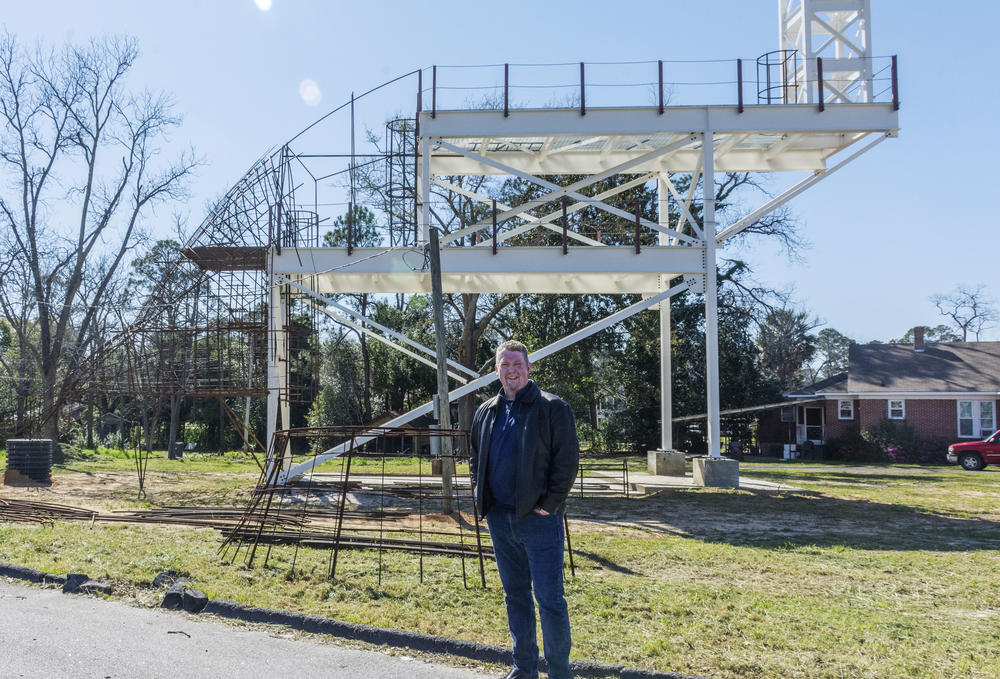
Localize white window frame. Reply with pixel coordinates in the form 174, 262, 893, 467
888, 399, 905, 420
837, 399, 854, 420
957, 400, 996, 439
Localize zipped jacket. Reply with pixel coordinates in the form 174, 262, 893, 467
470, 380, 579, 518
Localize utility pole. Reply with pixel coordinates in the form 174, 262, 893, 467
428, 227, 454, 513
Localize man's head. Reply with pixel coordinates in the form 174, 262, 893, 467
495, 340, 531, 399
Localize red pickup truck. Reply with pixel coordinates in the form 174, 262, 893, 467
947, 430, 1000, 471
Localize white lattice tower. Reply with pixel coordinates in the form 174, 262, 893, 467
780, 0, 873, 104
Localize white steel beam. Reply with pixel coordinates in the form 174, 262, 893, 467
302, 297, 470, 383
702, 131, 721, 458
277, 275, 478, 380
657, 174, 673, 451
438, 173, 654, 246
272, 246, 706, 294
278, 282, 688, 483
420, 105, 897, 139
434, 137, 699, 244
432, 178, 602, 247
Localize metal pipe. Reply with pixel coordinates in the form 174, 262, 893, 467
347, 202, 353, 256
658, 60, 664, 114
891, 55, 899, 110
492, 199, 497, 255
432, 65, 436, 118
817, 57, 825, 112
579, 62, 586, 116
504, 63, 509, 117
737, 59, 744, 113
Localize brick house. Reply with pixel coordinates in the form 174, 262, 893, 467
756, 330, 1000, 453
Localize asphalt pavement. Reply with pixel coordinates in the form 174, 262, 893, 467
0, 579, 490, 679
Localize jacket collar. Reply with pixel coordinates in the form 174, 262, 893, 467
494, 380, 539, 407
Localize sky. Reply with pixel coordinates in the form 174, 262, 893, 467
3, 0, 998, 342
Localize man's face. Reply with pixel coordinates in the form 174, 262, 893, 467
496, 349, 530, 398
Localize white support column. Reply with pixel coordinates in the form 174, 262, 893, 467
702, 132, 721, 458
657, 173, 673, 451
265, 275, 291, 479
419, 136, 431, 244
265, 275, 280, 476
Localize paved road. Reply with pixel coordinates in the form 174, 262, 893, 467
0, 579, 490, 679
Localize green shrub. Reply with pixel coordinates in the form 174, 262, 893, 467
829, 420, 949, 465
826, 428, 885, 462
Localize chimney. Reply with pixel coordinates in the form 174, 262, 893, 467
913, 326, 925, 352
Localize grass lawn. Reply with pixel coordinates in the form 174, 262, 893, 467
2, 453, 999, 678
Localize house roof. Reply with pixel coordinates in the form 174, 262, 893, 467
846, 342, 1000, 393
788, 372, 847, 396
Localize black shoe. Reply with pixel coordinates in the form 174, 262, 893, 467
500, 669, 538, 679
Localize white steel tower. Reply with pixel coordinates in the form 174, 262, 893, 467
780, 0, 874, 104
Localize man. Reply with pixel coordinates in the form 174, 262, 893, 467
470, 340, 579, 679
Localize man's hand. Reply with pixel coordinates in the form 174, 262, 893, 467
533, 507, 549, 516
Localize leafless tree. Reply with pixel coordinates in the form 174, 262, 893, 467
931, 284, 997, 341
0, 32, 198, 451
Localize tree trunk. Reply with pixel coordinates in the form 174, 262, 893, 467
41, 368, 61, 463
86, 386, 95, 449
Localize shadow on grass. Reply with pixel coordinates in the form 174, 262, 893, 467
568, 486, 1000, 552
572, 549, 642, 576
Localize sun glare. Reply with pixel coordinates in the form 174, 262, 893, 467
299, 79, 322, 107
255, 0, 272, 11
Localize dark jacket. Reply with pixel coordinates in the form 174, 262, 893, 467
470, 380, 579, 518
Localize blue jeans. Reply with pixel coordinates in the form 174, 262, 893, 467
486, 506, 572, 679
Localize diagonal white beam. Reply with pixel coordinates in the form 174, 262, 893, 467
764, 133, 804, 160
715, 132, 748, 160
432, 178, 602, 246
549, 136, 606, 155
304, 297, 471, 383
278, 275, 479, 380
439, 173, 656, 247
661, 174, 704, 239
813, 15, 865, 57
435, 137, 699, 245
481, 173, 655, 246
278, 281, 688, 483
716, 132, 889, 243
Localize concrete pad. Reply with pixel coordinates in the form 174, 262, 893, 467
647, 449, 685, 476
692, 457, 739, 488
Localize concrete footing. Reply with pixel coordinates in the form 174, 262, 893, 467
692, 456, 739, 488
647, 449, 685, 476
430, 458, 455, 476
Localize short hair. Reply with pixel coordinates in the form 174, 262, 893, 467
495, 340, 530, 365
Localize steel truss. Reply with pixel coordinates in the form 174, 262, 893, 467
68, 45, 897, 487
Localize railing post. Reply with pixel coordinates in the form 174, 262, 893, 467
737, 59, 744, 113
492, 199, 498, 255
817, 57, 825, 112
579, 62, 586, 116
562, 197, 569, 255
432, 65, 437, 119
658, 60, 664, 114
634, 198, 641, 254
891, 55, 899, 111
504, 63, 509, 117
417, 68, 422, 114
347, 202, 354, 256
